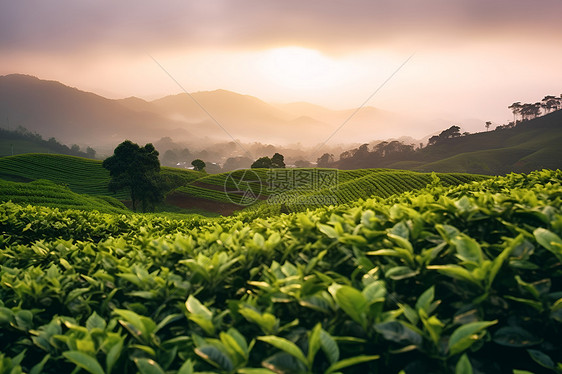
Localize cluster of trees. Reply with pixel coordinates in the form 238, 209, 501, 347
317, 140, 416, 169
103, 141, 251, 212
251, 153, 285, 168
223, 156, 253, 171
161, 148, 192, 167
157, 142, 245, 173
0, 126, 96, 158
428, 125, 462, 146
508, 95, 562, 123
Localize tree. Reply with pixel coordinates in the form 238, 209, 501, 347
428, 135, 440, 146
162, 150, 179, 167
373, 141, 389, 157
355, 144, 370, 158
223, 156, 253, 171
541, 95, 559, 114
70, 144, 80, 154
251, 156, 272, 168
102, 140, 162, 212
508, 102, 522, 123
86, 146, 96, 159
428, 125, 461, 146
339, 150, 356, 160
520, 103, 541, 121
271, 153, 285, 168
485, 121, 492, 131
294, 160, 312, 168
205, 162, 222, 173
191, 159, 206, 171
316, 153, 334, 167
441, 125, 461, 138
179, 148, 191, 161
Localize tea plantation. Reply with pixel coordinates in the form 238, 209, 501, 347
0, 170, 561, 373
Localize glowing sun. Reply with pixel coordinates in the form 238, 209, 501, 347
258, 46, 348, 91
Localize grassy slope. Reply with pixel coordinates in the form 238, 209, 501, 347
0, 179, 128, 213
0, 154, 488, 215
0, 153, 203, 199
404, 110, 562, 174
0, 154, 126, 197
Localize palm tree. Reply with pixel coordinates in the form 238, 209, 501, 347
485, 121, 492, 131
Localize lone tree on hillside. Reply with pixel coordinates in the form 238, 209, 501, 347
102, 140, 162, 212
191, 159, 206, 171
485, 121, 492, 131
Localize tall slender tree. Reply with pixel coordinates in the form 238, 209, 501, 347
508, 102, 522, 123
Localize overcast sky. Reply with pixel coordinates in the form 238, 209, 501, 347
2, 0, 561, 133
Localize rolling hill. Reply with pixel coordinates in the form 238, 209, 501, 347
0, 153, 487, 216
0, 154, 203, 200
0, 74, 194, 146
335, 109, 562, 175
168, 168, 488, 215
411, 110, 562, 174
0, 179, 128, 213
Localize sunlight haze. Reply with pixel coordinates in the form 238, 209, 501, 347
1, 0, 562, 138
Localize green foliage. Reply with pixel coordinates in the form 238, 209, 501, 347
0, 126, 95, 159
0, 153, 130, 199
251, 157, 272, 169
103, 140, 162, 212
0, 179, 128, 213
270, 153, 285, 168
0, 153, 202, 203
171, 167, 486, 214
191, 159, 206, 172
0, 169, 561, 373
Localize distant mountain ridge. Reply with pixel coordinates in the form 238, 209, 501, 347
0, 74, 193, 145
0, 74, 412, 147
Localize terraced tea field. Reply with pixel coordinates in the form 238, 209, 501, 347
0, 154, 489, 215
0, 153, 203, 203
172, 168, 488, 214
0, 178, 128, 213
